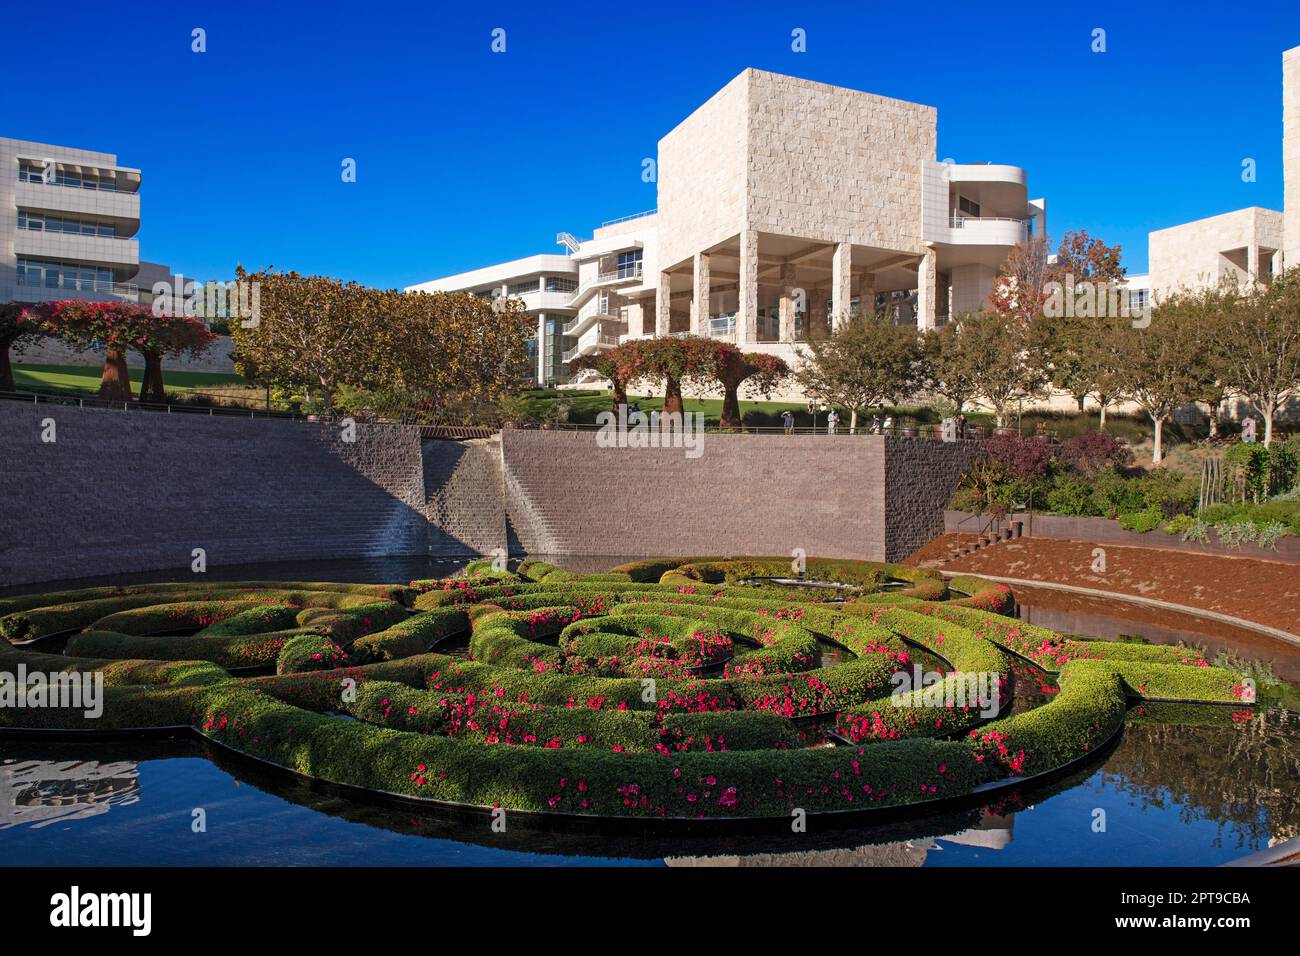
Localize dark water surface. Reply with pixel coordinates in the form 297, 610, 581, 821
3, 556, 1298, 866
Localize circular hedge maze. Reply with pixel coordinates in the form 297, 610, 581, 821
0, 558, 1253, 822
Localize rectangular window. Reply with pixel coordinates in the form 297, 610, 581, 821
508, 280, 537, 297
545, 276, 577, 293
616, 250, 643, 279
958, 195, 981, 218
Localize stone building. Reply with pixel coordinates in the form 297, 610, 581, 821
408, 69, 1045, 386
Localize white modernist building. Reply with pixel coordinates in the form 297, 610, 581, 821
409, 69, 1045, 386
1, 137, 155, 307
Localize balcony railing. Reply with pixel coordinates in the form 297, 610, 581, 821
600, 209, 656, 228
598, 262, 643, 283
949, 216, 1028, 228
18, 224, 134, 240
18, 171, 133, 194
16, 276, 140, 300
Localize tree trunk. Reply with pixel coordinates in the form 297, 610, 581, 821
849, 408, 858, 434
0, 345, 13, 393
98, 346, 133, 402
1098, 400, 1108, 431
611, 378, 627, 414
663, 377, 684, 416
719, 377, 742, 429
1263, 407, 1274, 448
1151, 415, 1164, 465
140, 350, 166, 404
1076, 394, 1087, 413
1207, 407, 1220, 440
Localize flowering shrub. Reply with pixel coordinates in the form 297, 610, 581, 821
0, 560, 1249, 820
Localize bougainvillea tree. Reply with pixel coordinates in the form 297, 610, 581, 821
569, 351, 629, 413
0, 303, 40, 393
613, 335, 716, 415
132, 312, 217, 403
708, 345, 790, 429
34, 300, 154, 401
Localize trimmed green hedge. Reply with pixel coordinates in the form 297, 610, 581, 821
0, 559, 1252, 821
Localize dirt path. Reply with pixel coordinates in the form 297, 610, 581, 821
908, 534, 1300, 637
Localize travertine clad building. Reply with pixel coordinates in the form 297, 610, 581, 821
409, 69, 1046, 385
1129, 44, 1300, 302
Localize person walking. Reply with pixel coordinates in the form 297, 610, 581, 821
826, 409, 839, 435
781, 409, 795, 435
882, 414, 894, 433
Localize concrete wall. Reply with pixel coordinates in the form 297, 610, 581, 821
0, 404, 978, 586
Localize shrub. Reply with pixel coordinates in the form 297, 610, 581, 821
1058, 431, 1132, 477
277, 633, 350, 675
2, 561, 1251, 820
1118, 508, 1163, 533
1046, 474, 1094, 516
982, 433, 1055, 482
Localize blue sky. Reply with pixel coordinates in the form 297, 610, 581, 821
5, 1, 1298, 285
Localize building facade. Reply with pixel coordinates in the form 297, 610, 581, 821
1, 137, 152, 307
409, 69, 1045, 386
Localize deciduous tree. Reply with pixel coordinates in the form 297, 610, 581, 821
795, 314, 922, 432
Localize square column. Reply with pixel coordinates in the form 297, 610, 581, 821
778, 261, 797, 342
916, 247, 938, 331
656, 270, 672, 336
738, 229, 758, 345
536, 314, 546, 385
1248, 243, 1260, 285
831, 241, 852, 330
856, 271, 876, 317
691, 252, 711, 336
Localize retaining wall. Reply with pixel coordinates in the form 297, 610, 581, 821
1, 403, 977, 586
943, 509, 1300, 564
15, 335, 238, 376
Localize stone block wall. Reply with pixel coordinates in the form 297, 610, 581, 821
0, 402, 426, 587
1, 406, 979, 586
745, 70, 934, 252
15, 335, 238, 375
502, 429, 890, 560
883, 436, 982, 561
422, 437, 507, 555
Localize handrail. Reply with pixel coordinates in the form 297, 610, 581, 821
949, 216, 1028, 228
600, 209, 656, 227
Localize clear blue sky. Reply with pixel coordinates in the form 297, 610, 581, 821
5, 0, 1297, 285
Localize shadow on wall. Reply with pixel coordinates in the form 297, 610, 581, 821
0, 403, 447, 587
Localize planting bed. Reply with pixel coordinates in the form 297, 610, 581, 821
0, 557, 1250, 822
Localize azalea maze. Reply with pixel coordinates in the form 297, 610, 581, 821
0, 558, 1254, 821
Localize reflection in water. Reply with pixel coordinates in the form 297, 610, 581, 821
2, 703, 1296, 865
0, 758, 140, 830
3, 556, 1300, 865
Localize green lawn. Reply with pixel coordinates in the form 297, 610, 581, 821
13, 362, 245, 397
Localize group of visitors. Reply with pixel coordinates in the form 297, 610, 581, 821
776, 408, 907, 436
